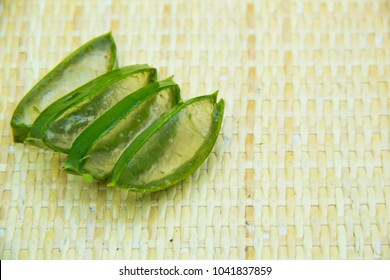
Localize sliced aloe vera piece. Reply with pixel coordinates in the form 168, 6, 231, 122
63, 77, 181, 180
108, 92, 224, 192
11, 32, 117, 142
25, 65, 157, 153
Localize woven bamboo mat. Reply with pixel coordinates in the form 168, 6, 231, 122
0, 0, 389, 260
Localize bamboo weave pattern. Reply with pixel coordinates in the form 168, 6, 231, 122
0, 0, 389, 259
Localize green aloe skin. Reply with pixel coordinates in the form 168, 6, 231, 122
25, 65, 157, 153
11, 32, 118, 142
109, 92, 225, 192
63, 77, 181, 180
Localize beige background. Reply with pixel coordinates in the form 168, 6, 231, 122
0, 0, 389, 259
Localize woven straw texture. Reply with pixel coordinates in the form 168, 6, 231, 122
0, 0, 389, 260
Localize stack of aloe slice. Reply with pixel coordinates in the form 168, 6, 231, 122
10, 33, 224, 192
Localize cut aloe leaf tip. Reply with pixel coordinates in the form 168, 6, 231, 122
11, 32, 117, 142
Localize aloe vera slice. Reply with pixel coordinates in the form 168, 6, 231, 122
11, 32, 117, 142
63, 77, 181, 180
108, 92, 225, 192
25, 65, 157, 153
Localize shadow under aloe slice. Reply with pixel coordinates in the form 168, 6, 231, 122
25, 65, 157, 153
11, 32, 118, 142
63, 77, 181, 180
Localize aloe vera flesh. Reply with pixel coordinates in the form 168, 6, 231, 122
64, 78, 180, 179
26, 66, 156, 153
110, 93, 224, 192
11, 33, 117, 142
